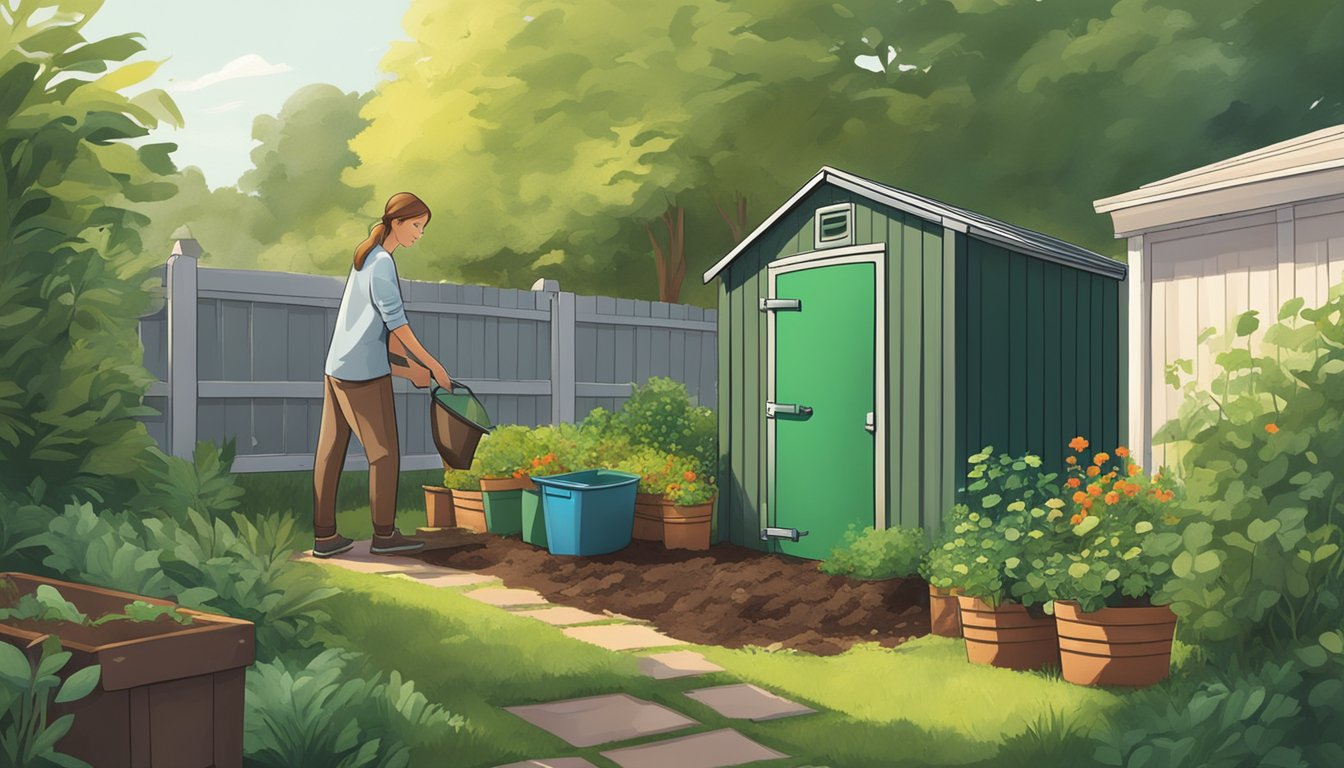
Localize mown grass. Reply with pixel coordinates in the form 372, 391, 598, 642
303, 563, 1136, 768
235, 468, 443, 542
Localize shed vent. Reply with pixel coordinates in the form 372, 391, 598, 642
814, 203, 855, 249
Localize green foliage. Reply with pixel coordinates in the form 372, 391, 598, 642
471, 425, 538, 480
615, 379, 717, 481
243, 649, 463, 768
130, 439, 245, 521
820, 525, 927, 580
25, 502, 335, 661
523, 424, 580, 478
1089, 660, 1342, 768
440, 465, 483, 492
91, 601, 194, 627
1, 0, 182, 505
924, 450, 1064, 606
0, 584, 87, 626
0, 636, 100, 768
1155, 297, 1344, 659
1032, 445, 1184, 612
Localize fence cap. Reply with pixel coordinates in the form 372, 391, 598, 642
531, 278, 560, 293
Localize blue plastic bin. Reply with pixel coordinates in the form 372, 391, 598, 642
532, 470, 640, 556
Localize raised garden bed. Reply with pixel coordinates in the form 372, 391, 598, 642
416, 537, 930, 655
0, 573, 255, 768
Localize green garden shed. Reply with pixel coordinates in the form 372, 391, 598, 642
702, 167, 1128, 560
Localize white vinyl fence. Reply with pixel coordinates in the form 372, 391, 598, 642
137, 237, 717, 473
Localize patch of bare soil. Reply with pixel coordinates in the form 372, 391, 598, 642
416, 536, 930, 656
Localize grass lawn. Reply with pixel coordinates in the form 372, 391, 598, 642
249, 470, 1147, 767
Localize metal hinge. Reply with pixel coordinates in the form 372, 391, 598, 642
759, 298, 802, 312
761, 527, 809, 542
766, 402, 812, 418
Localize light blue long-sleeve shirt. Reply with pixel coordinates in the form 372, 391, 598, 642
324, 244, 409, 381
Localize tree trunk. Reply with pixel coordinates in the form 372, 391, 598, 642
646, 203, 686, 303
716, 193, 748, 243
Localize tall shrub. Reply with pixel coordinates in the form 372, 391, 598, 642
0, 0, 182, 505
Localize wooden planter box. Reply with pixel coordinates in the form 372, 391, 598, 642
0, 572, 255, 768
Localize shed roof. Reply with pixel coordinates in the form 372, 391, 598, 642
1093, 123, 1344, 236
702, 166, 1125, 284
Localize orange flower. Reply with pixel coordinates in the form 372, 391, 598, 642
1116, 446, 1130, 458
1066, 477, 1081, 488
1088, 484, 1103, 497
1082, 499, 1094, 511
1070, 514, 1083, 525
1069, 436, 1090, 452
1105, 491, 1121, 505
1125, 484, 1140, 497
1072, 491, 1088, 504
1265, 423, 1279, 434
1066, 456, 1078, 466
684, 471, 697, 482
1094, 452, 1110, 466
1128, 464, 1142, 476
1087, 465, 1100, 477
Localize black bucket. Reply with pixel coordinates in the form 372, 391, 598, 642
429, 382, 493, 469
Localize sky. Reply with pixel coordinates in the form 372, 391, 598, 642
82, 0, 412, 188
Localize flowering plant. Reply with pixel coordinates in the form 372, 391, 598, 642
525, 424, 580, 478
473, 425, 539, 480
618, 448, 714, 505
1037, 438, 1183, 613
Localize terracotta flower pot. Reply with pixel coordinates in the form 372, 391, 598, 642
450, 489, 486, 533
929, 585, 962, 638
957, 595, 1059, 670
1054, 600, 1178, 687
634, 493, 671, 542
664, 499, 713, 551
422, 485, 456, 529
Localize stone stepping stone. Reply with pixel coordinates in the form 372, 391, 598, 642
465, 587, 550, 608
637, 651, 725, 680
387, 571, 499, 588
505, 693, 696, 748
600, 728, 789, 768
493, 760, 599, 768
562, 625, 684, 652
684, 684, 817, 722
516, 606, 609, 626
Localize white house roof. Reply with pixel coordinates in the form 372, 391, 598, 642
703, 166, 1125, 284
1094, 123, 1344, 237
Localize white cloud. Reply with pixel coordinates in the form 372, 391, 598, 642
170, 54, 292, 93
202, 100, 244, 114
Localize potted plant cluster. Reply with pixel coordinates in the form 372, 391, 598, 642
1037, 440, 1182, 687
520, 425, 580, 547
927, 439, 1185, 687
626, 448, 716, 549
925, 448, 1066, 670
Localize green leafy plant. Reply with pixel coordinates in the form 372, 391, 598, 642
243, 649, 463, 768
0, 585, 87, 626
471, 425, 538, 480
821, 525, 927, 580
91, 601, 194, 627
922, 449, 1064, 606
441, 464, 483, 491
1032, 440, 1183, 613
616, 378, 716, 482
1154, 298, 1344, 660
131, 440, 245, 521
524, 424, 580, 478
0, 636, 102, 768
0, 0, 184, 507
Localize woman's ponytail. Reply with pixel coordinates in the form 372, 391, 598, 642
354, 220, 388, 270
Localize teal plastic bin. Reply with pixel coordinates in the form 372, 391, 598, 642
532, 470, 639, 556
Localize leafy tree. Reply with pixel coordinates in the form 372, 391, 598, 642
1, 0, 182, 504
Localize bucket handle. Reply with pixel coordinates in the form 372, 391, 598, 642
431, 380, 477, 398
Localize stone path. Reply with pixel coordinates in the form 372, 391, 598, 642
296, 531, 820, 767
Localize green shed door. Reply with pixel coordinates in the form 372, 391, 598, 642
769, 256, 882, 560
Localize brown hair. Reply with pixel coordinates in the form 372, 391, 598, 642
354, 192, 432, 269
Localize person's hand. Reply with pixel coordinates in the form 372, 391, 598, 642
431, 364, 453, 390
405, 363, 432, 389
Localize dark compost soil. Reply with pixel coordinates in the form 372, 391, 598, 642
416, 536, 931, 656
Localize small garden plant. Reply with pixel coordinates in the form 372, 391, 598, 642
0, 581, 195, 627
0, 637, 102, 768
821, 525, 927, 580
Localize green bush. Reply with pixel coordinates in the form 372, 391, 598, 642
820, 525, 927, 580
1155, 299, 1344, 660
616, 378, 716, 481
0, 637, 102, 768
0, 0, 183, 506
25, 502, 336, 661
131, 439, 245, 521
243, 649, 463, 768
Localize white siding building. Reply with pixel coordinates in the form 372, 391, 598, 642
1095, 124, 1344, 472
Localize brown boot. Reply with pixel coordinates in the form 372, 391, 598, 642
370, 529, 426, 555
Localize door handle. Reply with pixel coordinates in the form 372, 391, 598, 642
865, 411, 875, 433
766, 402, 813, 418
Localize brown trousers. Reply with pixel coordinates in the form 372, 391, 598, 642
313, 374, 400, 538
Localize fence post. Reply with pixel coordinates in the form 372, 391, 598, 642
534, 278, 576, 424
167, 229, 200, 459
